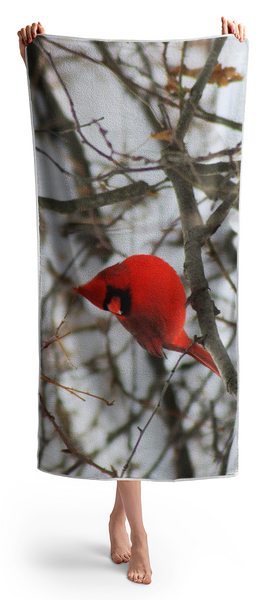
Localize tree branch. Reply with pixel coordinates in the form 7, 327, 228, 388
165, 152, 237, 397
39, 180, 150, 213
120, 339, 198, 477
162, 155, 237, 397
39, 395, 117, 477
204, 190, 238, 238
160, 37, 238, 399
175, 37, 226, 146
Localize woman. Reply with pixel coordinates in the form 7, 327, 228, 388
17, 17, 246, 585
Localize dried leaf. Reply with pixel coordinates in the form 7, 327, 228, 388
151, 129, 173, 141
167, 62, 244, 89
207, 63, 244, 87
165, 78, 179, 94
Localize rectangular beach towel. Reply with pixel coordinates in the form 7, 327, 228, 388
26, 34, 248, 480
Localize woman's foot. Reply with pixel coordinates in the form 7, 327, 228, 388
127, 532, 152, 584
109, 515, 131, 564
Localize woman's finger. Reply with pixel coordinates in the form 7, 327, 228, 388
26, 24, 32, 43
37, 22, 46, 34
221, 17, 228, 35
226, 20, 235, 34
233, 20, 239, 39
238, 23, 246, 41
31, 22, 38, 39
221, 18, 246, 42
19, 27, 27, 45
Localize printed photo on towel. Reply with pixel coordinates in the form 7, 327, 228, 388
26, 35, 248, 480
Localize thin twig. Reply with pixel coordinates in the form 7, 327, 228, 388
41, 296, 77, 368
41, 373, 114, 405
39, 394, 117, 477
206, 239, 237, 294
120, 339, 198, 477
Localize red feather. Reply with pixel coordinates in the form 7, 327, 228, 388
73, 255, 220, 376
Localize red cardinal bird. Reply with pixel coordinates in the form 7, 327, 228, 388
73, 254, 219, 376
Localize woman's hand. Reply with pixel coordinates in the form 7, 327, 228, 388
221, 17, 246, 42
17, 22, 46, 65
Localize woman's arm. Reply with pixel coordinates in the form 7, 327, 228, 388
17, 21, 46, 65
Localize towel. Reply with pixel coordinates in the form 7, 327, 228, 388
26, 34, 248, 480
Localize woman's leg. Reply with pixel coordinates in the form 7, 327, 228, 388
113, 481, 152, 584
109, 483, 131, 564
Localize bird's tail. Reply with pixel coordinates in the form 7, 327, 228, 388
164, 332, 220, 377
186, 342, 220, 376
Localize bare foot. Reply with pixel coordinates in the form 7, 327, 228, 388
127, 532, 152, 584
109, 516, 131, 564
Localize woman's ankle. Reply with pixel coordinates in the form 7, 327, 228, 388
130, 527, 147, 543
109, 510, 126, 525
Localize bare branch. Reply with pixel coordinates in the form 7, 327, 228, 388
39, 395, 117, 477
38, 180, 150, 213
163, 150, 237, 397
120, 339, 198, 477
41, 373, 114, 405
206, 239, 237, 294
204, 191, 238, 238
174, 37, 226, 146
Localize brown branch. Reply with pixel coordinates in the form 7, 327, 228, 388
204, 191, 238, 238
162, 156, 237, 397
28, 37, 113, 269
35, 117, 105, 136
195, 142, 242, 163
120, 339, 198, 478
185, 233, 237, 396
206, 239, 237, 294
41, 297, 77, 368
174, 37, 226, 146
194, 106, 243, 131
160, 39, 238, 399
39, 394, 117, 477
38, 180, 150, 214
41, 373, 114, 405
94, 41, 163, 130
42, 47, 117, 164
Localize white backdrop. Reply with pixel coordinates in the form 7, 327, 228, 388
1, 1, 272, 598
